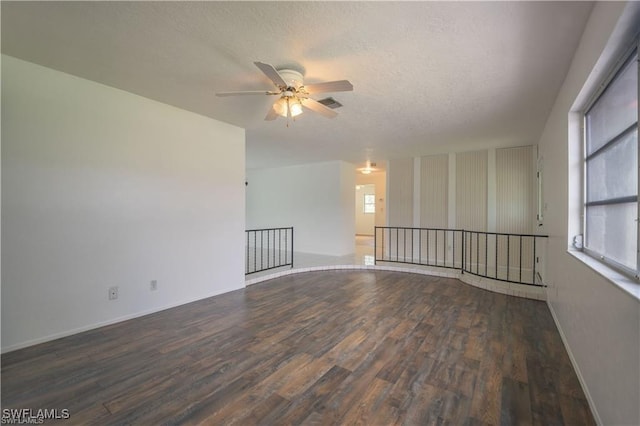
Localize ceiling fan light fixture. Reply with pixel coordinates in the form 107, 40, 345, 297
273, 98, 287, 116
289, 99, 303, 117
359, 160, 377, 174
274, 97, 303, 118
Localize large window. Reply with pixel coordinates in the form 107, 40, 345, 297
584, 45, 638, 277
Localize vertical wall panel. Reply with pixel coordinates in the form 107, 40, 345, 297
496, 146, 536, 275
496, 146, 535, 234
387, 158, 414, 226
420, 154, 448, 227
456, 150, 488, 231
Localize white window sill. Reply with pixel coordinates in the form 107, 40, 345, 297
567, 249, 640, 301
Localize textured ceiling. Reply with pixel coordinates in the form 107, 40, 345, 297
1, 1, 593, 170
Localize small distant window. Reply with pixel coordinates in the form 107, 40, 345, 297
364, 194, 375, 214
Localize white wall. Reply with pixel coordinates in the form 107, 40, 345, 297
338, 161, 356, 249
537, 2, 640, 424
246, 161, 355, 256
1, 56, 246, 352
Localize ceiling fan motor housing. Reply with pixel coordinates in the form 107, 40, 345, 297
277, 69, 304, 89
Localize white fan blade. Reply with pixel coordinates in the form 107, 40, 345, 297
301, 98, 338, 119
216, 90, 279, 97
265, 105, 279, 121
254, 62, 286, 87
303, 80, 353, 94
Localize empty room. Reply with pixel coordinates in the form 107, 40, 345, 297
2, 1, 639, 425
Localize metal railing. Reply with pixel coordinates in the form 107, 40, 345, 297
245, 227, 294, 275
375, 226, 548, 286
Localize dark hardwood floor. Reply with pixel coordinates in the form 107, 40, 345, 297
2, 271, 594, 425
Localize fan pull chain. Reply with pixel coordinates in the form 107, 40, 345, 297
286, 97, 291, 128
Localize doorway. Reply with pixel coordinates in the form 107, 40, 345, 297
354, 170, 386, 264
355, 184, 376, 236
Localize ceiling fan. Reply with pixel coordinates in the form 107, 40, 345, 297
216, 62, 353, 121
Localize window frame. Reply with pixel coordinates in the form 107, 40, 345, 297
582, 40, 639, 279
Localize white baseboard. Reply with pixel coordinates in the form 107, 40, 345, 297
546, 300, 602, 425
246, 263, 545, 300
1, 286, 241, 354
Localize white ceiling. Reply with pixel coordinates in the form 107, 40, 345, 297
1, 1, 593, 170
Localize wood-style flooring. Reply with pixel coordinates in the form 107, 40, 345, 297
2, 271, 594, 425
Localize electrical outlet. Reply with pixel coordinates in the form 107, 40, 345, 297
150, 280, 157, 291
108, 286, 118, 300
